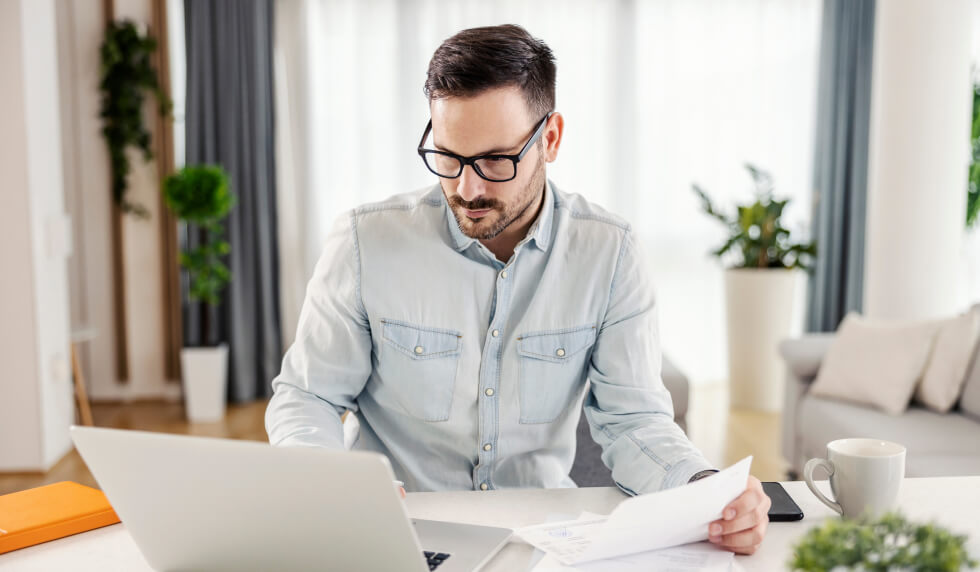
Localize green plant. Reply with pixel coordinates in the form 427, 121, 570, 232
967, 83, 980, 228
790, 512, 977, 571
692, 163, 816, 270
99, 20, 172, 218
163, 165, 235, 311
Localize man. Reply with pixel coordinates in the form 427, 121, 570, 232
266, 24, 770, 554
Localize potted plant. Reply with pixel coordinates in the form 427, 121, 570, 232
790, 512, 975, 571
692, 164, 816, 411
162, 165, 235, 422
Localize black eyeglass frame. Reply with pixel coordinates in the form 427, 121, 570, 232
417, 112, 554, 183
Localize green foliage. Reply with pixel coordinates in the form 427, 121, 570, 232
790, 512, 977, 571
692, 164, 816, 270
163, 166, 235, 307
968, 83, 980, 228
99, 20, 172, 218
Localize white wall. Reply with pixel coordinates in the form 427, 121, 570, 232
57, 0, 181, 402
0, 0, 74, 471
864, 0, 973, 320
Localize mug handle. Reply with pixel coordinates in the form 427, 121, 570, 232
804, 458, 843, 515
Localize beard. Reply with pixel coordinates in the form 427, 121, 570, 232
445, 150, 546, 241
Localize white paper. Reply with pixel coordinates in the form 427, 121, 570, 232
531, 542, 734, 571
518, 456, 752, 565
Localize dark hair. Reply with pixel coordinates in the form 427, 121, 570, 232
424, 24, 556, 118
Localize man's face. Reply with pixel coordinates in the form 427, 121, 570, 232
429, 87, 548, 240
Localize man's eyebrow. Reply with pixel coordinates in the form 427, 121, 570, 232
433, 140, 519, 156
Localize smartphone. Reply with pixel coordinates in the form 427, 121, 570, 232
762, 481, 804, 522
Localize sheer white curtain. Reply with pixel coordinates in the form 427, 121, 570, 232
275, 0, 822, 385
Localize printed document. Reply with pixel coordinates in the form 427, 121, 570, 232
517, 456, 752, 566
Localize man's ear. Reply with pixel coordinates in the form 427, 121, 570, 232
542, 112, 564, 163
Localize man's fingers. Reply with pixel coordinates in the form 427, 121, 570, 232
713, 484, 771, 535
722, 477, 767, 520
723, 490, 762, 521
710, 501, 766, 536
712, 519, 768, 549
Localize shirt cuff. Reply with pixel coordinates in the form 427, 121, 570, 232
660, 456, 716, 490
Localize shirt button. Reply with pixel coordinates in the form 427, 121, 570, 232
491, 329, 499, 337
483, 443, 492, 451
484, 388, 494, 397
480, 483, 489, 491
500, 270, 508, 279
414, 346, 424, 354
556, 348, 566, 357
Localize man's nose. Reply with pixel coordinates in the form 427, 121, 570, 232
456, 164, 486, 203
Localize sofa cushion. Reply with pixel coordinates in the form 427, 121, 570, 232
798, 395, 980, 477
810, 313, 940, 415
915, 310, 980, 413
662, 355, 688, 420
958, 305, 980, 421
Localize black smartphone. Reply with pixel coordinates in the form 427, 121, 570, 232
762, 481, 804, 522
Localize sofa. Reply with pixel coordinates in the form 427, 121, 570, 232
779, 333, 980, 479
571, 355, 690, 487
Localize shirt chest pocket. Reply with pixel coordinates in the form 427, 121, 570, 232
516, 324, 597, 424
380, 319, 462, 422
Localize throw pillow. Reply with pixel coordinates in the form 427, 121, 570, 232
810, 313, 940, 415
956, 305, 980, 420
914, 309, 980, 413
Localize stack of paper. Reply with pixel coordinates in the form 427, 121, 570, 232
517, 456, 752, 567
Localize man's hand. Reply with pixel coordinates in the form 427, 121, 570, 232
708, 476, 771, 555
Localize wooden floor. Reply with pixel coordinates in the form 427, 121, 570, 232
687, 382, 790, 483
0, 400, 269, 496
0, 383, 788, 496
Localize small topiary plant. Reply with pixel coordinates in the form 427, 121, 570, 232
162, 165, 235, 346
790, 512, 977, 571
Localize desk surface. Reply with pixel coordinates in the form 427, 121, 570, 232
3, 477, 978, 571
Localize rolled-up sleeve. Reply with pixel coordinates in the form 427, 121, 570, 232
584, 229, 713, 493
265, 212, 373, 449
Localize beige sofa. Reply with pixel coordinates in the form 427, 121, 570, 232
779, 333, 980, 479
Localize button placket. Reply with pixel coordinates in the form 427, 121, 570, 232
475, 263, 516, 491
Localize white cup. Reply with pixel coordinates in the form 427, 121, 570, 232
803, 438, 906, 519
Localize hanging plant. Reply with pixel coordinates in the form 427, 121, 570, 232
99, 19, 171, 218
967, 82, 980, 228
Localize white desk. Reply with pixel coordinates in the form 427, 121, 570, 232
3, 477, 978, 571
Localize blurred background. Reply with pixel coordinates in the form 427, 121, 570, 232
3, 0, 980, 492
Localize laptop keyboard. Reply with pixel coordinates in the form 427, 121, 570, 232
423, 551, 451, 570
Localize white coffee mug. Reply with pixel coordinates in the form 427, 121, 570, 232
803, 438, 905, 519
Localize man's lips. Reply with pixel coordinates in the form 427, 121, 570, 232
462, 207, 492, 219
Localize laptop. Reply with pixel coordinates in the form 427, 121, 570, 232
70, 426, 512, 571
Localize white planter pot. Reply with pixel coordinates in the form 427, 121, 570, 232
725, 268, 802, 412
181, 345, 229, 422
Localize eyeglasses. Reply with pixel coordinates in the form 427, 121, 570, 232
417, 112, 554, 183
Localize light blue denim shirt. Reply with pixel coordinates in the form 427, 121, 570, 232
265, 181, 713, 494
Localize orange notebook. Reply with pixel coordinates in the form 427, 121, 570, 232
0, 481, 120, 554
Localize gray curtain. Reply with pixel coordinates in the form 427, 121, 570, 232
184, 0, 281, 401
806, 0, 876, 332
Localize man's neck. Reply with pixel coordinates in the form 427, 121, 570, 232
480, 186, 545, 263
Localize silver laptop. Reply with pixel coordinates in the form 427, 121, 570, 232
70, 426, 511, 571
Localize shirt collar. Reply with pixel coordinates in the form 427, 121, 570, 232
443, 180, 555, 253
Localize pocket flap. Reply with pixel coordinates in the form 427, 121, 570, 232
382, 319, 462, 359
517, 325, 597, 362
